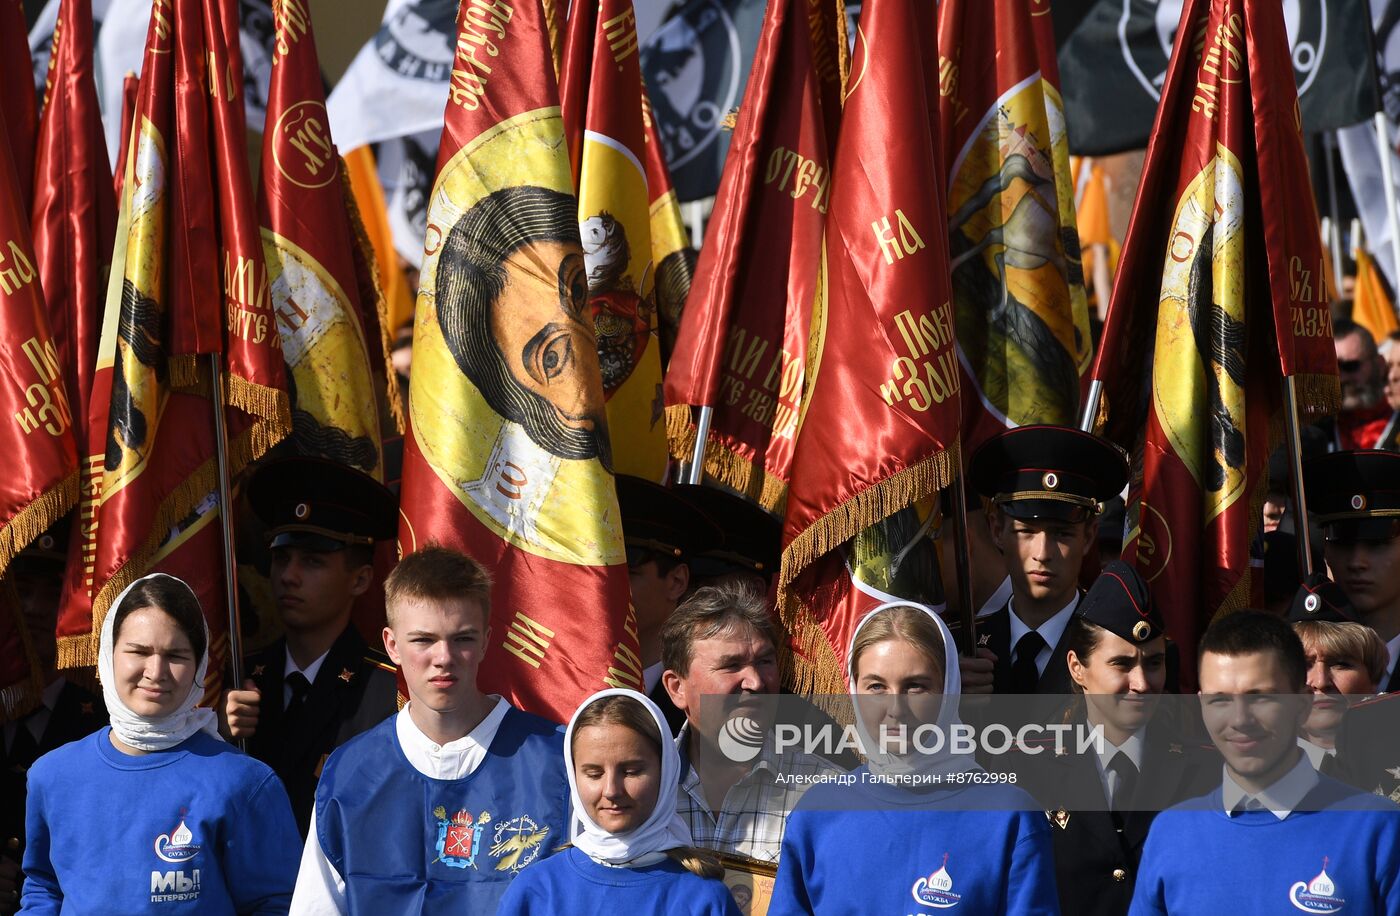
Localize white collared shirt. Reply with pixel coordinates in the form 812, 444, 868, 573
283, 646, 331, 709
290, 697, 511, 915
1091, 727, 1147, 804
1221, 750, 1319, 820
1297, 737, 1337, 771
1008, 593, 1080, 676
1383, 633, 1400, 688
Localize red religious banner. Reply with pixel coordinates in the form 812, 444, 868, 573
0, 105, 79, 577
55, 0, 290, 677
778, 0, 959, 693
398, 0, 640, 722
663, 0, 845, 511
258, 0, 387, 479
0, 0, 38, 209
937, 0, 1092, 454
1088, 0, 1338, 688
31, 0, 118, 469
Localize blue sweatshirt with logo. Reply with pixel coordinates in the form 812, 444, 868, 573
1129, 776, 1400, 916
769, 770, 1059, 915
497, 846, 741, 915
21, 727, 299, 914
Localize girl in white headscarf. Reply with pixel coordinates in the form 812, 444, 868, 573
498, 688, 740, 915
769, 601, 1059, 915
20, 573, 301, 914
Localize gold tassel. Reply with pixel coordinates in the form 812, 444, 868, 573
339, 157, 407, 435
168, 354, 201, 391
0, 471, 78, 574
779, 445, 958, 593
665, 405, 789, 512
776, 590, 854, 722
85, 462, 220, 644
834, 0, 851, 99
57, 633, 99, 669
1293, 372, 1341, 419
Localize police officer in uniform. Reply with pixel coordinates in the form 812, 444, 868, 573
1305, 451, 1400, 797
223, 457, 400, 835
616, 475, 721, 734
1007, 562, 1218, 916
1, 527, 105, 914
673, 484, 781, 593
967, 425, 1130, 694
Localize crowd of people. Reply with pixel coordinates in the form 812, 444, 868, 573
3, 364, 1399, 913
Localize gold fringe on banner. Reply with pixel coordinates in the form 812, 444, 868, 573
834, 0, 851, 97
0, 471, 78, 577
778, 443, 958, 594
169, 353, 200, 391
339, 158, 406, 435
79, 459, 221, 664
666, 405, 788, 512
777, 590, 853, 722
1292, 372, 1341, 420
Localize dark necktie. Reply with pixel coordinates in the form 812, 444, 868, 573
1319, 752, 1339, 778
286, 671, 312, 711
1011, 631, 1046, 694
1108, 752, 1139, 830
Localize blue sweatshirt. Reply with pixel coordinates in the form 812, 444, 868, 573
316, 707, 571, 914
21, 727, 300, 915
497, 846, 741, 915
769, 771, 1060, 915
1129, 776, 1400, 916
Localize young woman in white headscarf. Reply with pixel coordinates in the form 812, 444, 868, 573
20, 573, 301, 914
769, 601, 1059, 915
497, 688, 740, 915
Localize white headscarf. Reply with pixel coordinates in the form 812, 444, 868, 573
846, 600, 979, 779
100, 573, 221, 751
564, 688, 692, 865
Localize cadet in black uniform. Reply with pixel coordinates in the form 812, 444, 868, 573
1, 528, 105, 915
672, 484, 780, 594
1307, 451, 1400, 797
967, 425, 1130, 694
222, 457, 400, 835
615, 476, 721, 735
1008, 561, 1217, 916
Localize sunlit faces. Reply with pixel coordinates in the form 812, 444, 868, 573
991, 513, 1096, 609
1336, 333, 1383, 411
1384, 342, 1400, 411
572, 722, 662, 835
112, 607, 199, 718
488, 243, 604, 433
1301, 640, 1378, 739
852, 638, 945, 736
1324, 537, 1400, 628
270, 546, 373, 633
1198, 650, 1311, 795
383, 596, 490, 714
664, 627, 779, 733
1068, 632, 1167, 738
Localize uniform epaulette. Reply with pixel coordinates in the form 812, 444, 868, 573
364, 647, 397, 675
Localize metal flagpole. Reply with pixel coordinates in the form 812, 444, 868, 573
1323, 133, 1345, 295
682, 405, 713, 485
1374, 112, 1400, 292
948, 451, 977, 657
1078, 379, 1104, 433
208, 353, 246, 696
1282, 376, 1315, 578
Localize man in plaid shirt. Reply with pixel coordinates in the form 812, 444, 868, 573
659, 582, 846, 862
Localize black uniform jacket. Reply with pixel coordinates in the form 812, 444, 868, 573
244, 625, 399, 835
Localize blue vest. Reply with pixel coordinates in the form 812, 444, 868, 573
317, 708, 570, 914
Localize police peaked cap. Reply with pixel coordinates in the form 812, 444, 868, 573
1075, 560, 1164, 644
1303, 450, 1400, 543
969, 425, 1129, 522
673, 484, 781, 578
1286, 573, 1362, 625
247, 456, 397, 552
615, 475, 722, 562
